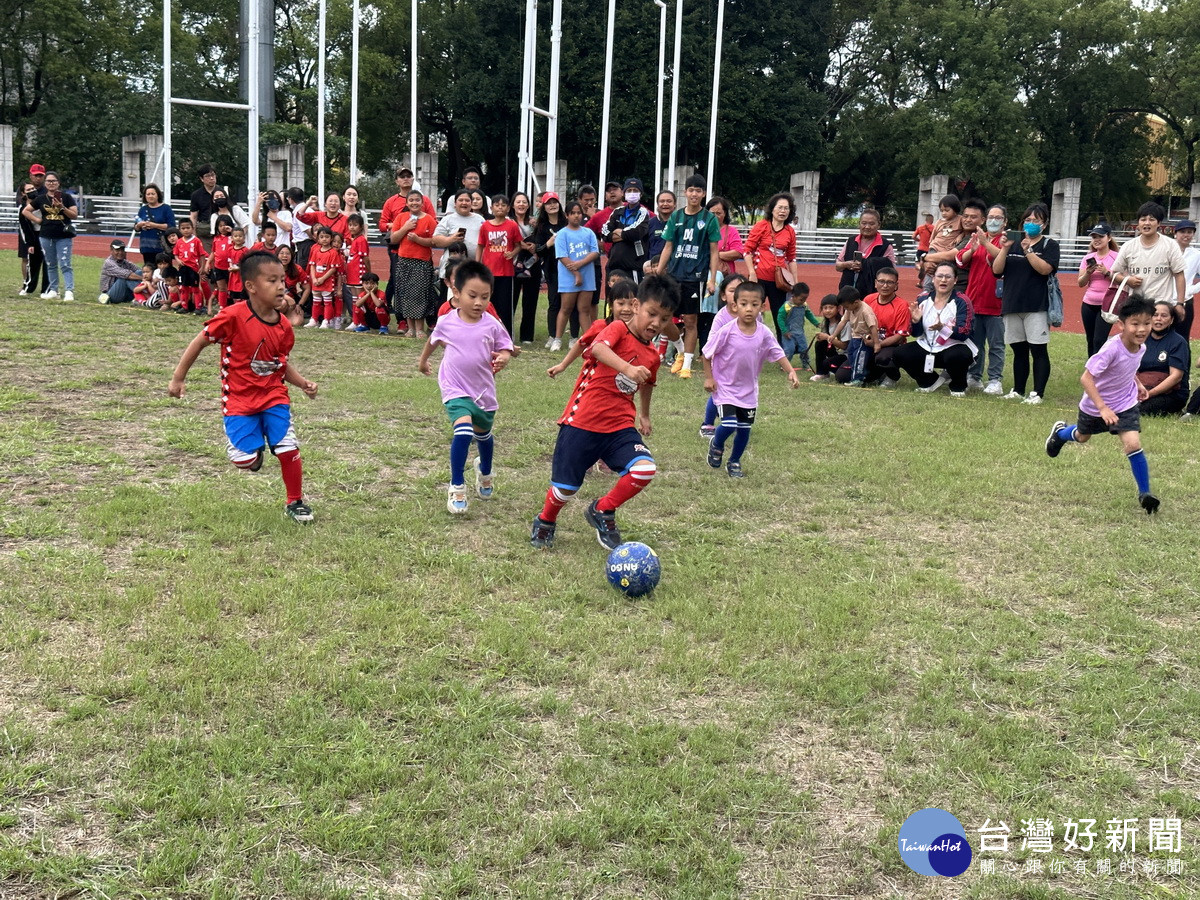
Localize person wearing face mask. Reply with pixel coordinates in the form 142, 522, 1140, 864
957, 202, 1007, 394
209, 189, 252, 242
251, 190, 295, 251
600, 177, 653, 284
992, 202, 1060, 405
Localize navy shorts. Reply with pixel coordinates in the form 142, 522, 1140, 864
551, 424, 653, 491
179, 266, 200, 288
1078, 405, 1140, 436
717, 403, 756, 425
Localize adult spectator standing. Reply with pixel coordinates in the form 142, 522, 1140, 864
893, 263, 977, 396
297, 192, 349, 239
862, 267, 909, 386
432, 190, 486, 277
17, 175, 48, 296
23, 171, 78, 301
581, 183, 616, 308
958, 203, 1007, 393
209, 188, 252, 241
284, 188, 311, 260
702, 195, 745, 347
1173, 219, 1200, 340
1138, 301, 1189, 416
1111, 201, 1184, 325
510, 191, 541, 345
993, 202, 1059, 405
133, 183, 176, 265
1075, 223, 1120, 358
600, 177, 653, 284
647, 189, 676, 270
380, 166, 438, 314
912, 212, 934, 287
532, 192, 568, 347
834, 208, 896, 298
743, 192, 799, 337
342, 185, 369, 230
189, 164, 218, 238
251, 190, 294, 250
444, 165, 483, 213
98, 240, 143, 303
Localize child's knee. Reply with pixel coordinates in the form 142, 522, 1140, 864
1121, 432, 1142, 453
628, 459, 657, 484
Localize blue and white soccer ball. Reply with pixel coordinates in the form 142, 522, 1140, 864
605, 542, 661, 597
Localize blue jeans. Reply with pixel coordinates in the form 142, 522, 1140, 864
781, 331, 811, 367
967, 314, 1005, 382
107, 278, 141, 303
39, 237, 75, 292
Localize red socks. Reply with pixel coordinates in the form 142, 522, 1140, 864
217, 289, 230, 309
597, 461, 656, 513
539, 487, 569, 523
277, 449, 304, 503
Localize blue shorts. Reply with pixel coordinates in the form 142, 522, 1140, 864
223, 404, 294, 455
551, 424, 653, 491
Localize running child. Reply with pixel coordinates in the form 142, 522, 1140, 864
704, 281, 800, 477
547, 279, 638, 378
1045, 295, 1160, 514
698, 273, 745, 438
226, 227, 249, 305
168, 250, 318, 523
173, 219, 208, 313
530, 274, 679, 550
308, 226, 342, 329
417, 260, 514, 515
352, 272, 391, 334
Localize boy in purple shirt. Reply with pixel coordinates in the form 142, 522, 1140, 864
702, 281, 800, 477
418, 260, 514, 513
1046, 295, 1159, 514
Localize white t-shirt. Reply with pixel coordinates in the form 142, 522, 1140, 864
1113, 235, 1184, 304
433, 212, 485, 275
1183, 245, 1200, 300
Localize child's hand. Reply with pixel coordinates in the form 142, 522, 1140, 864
574, 271, 583, 286
504, 248, 519, 260
299, 379, 318, 399
547, 363, 564, 378
418, 358, 433, 376
1100, 404, 1119, 425
703, 377, 716, 393
1137, 382, 1150, 402
636, 413, 651, 435
787, 370, 801, 388
625, 364, 651, 384
491, 350, 512, 373
167, 378, 185, 398
815, 333, 830, 342
783, 331, 791, 339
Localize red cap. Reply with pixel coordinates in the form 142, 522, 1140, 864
30, 164, 46, 176
540, 192, 560, 204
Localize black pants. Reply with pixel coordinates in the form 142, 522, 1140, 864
814, 339, 844, 377
22, 243, 48, 294
697, 311, 716, 351
1142, 393, 1185, 416
492, 276, 515, 336
894, 342, 974, 392
1080, 302, 1114, 359
1174, 300, 1194, 341
762, 280, 787, 340
1008, 341, 1051, 396
870, 345, 902, 382
515, 269, 541, 343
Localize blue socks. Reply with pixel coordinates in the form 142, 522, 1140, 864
703, 397, 717, 427
450, 422, 473, 486
712, 417, 737, 451
475, 430, 494, 476
1056, 424, 1078, 443
729, 425, 752, 464
1127, 449, 1150, 494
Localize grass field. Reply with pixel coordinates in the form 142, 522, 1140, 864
1, 255, 1199, 899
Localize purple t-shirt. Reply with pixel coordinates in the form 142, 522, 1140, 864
1080, 334, 1144, 416
429, 310, 514, 411
703, 320, 785, 409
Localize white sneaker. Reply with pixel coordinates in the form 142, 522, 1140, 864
447, 484, 468, 514
303, 318, 318, 328
17, 289, 29, 296
40, 290, 58, 300
1181, 412, 1194, 422
1023, 392, 1043, 405
550, 338, 562, 352
568, 338, 578, 349
62, 290, 74, 302
916, 374, 947, 393
878, 376, 898, 389
319, 319, 331, 329
809, 373, 828, 382
97, 293, 110, 304
950, 390, 966, 398
474, 459, 494, 499
966, 377, 984, 392
332, 318, 343, 331
1002, 390, 1024, 400
544, 337, 554, 349
983, 380, 1004, 396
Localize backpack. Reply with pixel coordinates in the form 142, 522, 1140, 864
1047, 275, 1064, 327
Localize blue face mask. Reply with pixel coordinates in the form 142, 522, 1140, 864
1023, 222, 1042, 238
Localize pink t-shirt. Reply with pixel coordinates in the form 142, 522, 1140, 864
1078, 248, 1119, 307
703, 320, 785, 409
428, 309, 514, 411
1080, 334, 1144, 416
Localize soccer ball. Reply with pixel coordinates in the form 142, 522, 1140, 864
605, 542, 661, 597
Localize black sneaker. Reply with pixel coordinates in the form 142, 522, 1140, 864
584, 500, 622, 550
707, 438, 723, 468
529, 515, 556, 549
248, 449, 264, 472
285, 499, 314, 523
727, 461, 744, 478
1139, 492, 1160, 515
1045, 420, 1068, 458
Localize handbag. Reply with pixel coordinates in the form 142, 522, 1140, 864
1047, 272, 1064, 327
1100, 275, 1132, 325
774, 259, 795, 291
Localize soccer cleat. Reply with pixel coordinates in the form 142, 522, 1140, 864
303, 318, 319, 328
678, 367, 692, 379
916, 374, 947, 393
447, 485, 468, 514
474, 459, 494, 499
249, 449, 265, 472
549, 337, 562, 352
529, 515, 556, 549
699, 424, 716, 439
584, 500, 622, 550
670, 355, 684, 375
878, 376, 898, 389
285, 499, 314, 523
62, 291, 74, 302
40, 290, 58, 300
98, 293, 111, 304
1002, 390, 1024, 400
1139, 492, 1160, 515
983, 380, 1004, 396
1046, 420, 1068, 458
1023, 392, 1043, 406
727, 460, 744, 478
707, 438, 723, 468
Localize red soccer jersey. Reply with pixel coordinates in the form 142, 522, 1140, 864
576, 318, 607, 351
203, 302, 295, 416
297, 210, 350, 238
558, 320, 660, 433
864, 293, 911, 340
227, 246, 249, 292
345, 235, 370, 284
479, 219, 522, 277
211, 235, 232, 270
284, 266, 309, 299
247, 242, 279, 255
174, 235, 206, 272
358, 288, 386, 309
308, 246, 341, 290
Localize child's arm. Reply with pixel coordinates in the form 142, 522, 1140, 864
167, 331, 210, 397
655, 241, 675, 276
1080, 370, 1117, 424
547, 339, 588, 377
636, 384, 654, 435
804, 307, 821, 327
283, 362, 318, 398
776, 304, 789, 336
417, 338, 443, 375
777, 357, 800, 388
702, 354, 716, 394
491, 349, 512, 373
591, 341, 651, 385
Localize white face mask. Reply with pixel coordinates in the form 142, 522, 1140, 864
986, 218, 1003, 234
625, 191, 640, 205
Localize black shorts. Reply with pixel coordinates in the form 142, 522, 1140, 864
228, 290, 247, 302
716, 403, 757, 425
551, 424, 653, 491
213, 268, 230, 284
1078, 405, 1140, 436
676, 280, 702, 316
179, 266, 201, 288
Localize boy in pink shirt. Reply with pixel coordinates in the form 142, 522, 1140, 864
702, 281, 800, 477
418, 260, 514, 514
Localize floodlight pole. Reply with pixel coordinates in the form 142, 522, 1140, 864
317, 0, 327, 200
653, 0, 666, 197
667, 0, 682, 194
705, 0, 724, 191
350, 0, 360, 182
598, 0, 616, 193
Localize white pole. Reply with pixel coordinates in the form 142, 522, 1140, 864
350, 0, 360, 182
653, 0, 666, 197
598, 0, 616, 193
163, 0, 171, 197
527, 0, 538, 191
517, 0, 535, 196
410, 0, 418, 190
705, 0, 724, 191
668, 0, 682, 193
546, 0, 562, 193
248, 0, 259, 233
317, 0, 326, 200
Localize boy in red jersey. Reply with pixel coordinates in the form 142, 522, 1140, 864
226, 227, 249, 305
308, 227, 343, 329
351, 272, 390, 334
173, 218, 208, 313
530, 274, 679, 550
168, 251, 318, 523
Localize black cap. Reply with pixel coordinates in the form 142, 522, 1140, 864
623, 177, 644, 193
110, 240, 126, 251
1087, 223, 1112, 237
